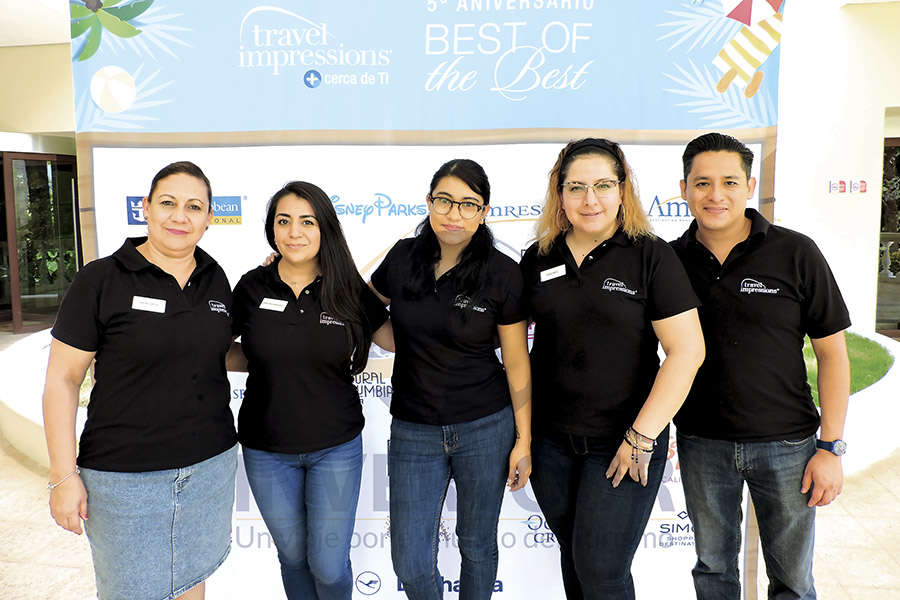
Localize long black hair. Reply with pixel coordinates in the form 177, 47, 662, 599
403, 159, 495, 300
265, 181, 374, 375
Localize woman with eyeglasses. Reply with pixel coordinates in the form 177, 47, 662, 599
519, 139, 705, 599
369, 158, 531, 600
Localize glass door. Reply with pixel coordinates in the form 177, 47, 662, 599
1, 152, 80, 332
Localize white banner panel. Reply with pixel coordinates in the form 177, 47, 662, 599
91, 143, 760, 598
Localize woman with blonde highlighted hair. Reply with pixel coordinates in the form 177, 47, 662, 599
520, 138, 705, 599
534, 138, 652, 255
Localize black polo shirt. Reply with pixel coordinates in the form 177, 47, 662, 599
370, 238, 525, 425
51, 237, 237, 472
671, 209, 851, 442
232, 261, 388, 453
520, 229, 698, 438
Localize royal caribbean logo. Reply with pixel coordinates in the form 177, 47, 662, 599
125, 195, 242, 225
211, 196, 243, 225
126, 196, 145, 225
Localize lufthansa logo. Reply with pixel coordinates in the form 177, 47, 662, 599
355, 571, 381, 595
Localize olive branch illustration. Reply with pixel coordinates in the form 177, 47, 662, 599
70, 0, 154, 62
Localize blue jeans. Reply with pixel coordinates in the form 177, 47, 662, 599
530, 427, 669, 600
388, 406, 515, 600
242, 435, 363, 600
677, 432, 818, 600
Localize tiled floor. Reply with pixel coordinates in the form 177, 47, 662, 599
2, 430, 900, 599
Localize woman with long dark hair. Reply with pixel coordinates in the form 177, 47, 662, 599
370, 159, 532, 600
521, 138, 705, 599
228, 181, 392, 600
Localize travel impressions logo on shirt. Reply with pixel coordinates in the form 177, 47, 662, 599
319, 312, 345, 326
124, 196, 243, 226
452, 294, 487, 313
601, 278, 637, 296
739, 278, 780, 295
209, 300, 229, 316
237, 6, 393, 87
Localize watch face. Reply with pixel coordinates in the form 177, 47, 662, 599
833, 440, 848, 456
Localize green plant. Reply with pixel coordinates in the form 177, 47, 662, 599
804, 333, 894, 406
70, 0, 154, 62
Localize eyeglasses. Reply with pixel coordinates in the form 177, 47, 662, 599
428, 195, 485, 220
561, 180, 621, 198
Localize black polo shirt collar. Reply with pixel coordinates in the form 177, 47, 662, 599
680, 208, 770, 264
550, 227, 634, 275
112, 236, 218, 277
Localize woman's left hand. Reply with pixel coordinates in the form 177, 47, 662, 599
606, 439, 649, 488
507, 440, 532, 491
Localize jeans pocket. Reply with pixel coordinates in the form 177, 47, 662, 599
777, 435, 814, 447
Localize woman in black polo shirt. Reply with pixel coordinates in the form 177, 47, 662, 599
520, 139, 705, 599
229, 181, 391, 600
370, 159, 532, 600
43, 161, 237, 600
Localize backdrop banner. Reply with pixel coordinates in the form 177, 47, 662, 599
91, 143, 760, 598
72, 1, 780, 597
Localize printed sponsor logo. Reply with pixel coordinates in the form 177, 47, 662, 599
303, 69, 322, 88
398, 578, 504, 593
319, 312, 345, 326
331, 193, 426, 224
647, 195, 693, 222
739, 278, 780, 295
211, 196, 242, 225
601, 277, 637, 295
238, 7, 392, 86
126, 196, 145, 225
125, 196, 242, 225
209, 300, 229, 315
355, 571, 382, 595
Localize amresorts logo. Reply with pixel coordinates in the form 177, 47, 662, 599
125, 196, 243, 226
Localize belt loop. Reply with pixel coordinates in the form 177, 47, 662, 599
569, 434, 589, 456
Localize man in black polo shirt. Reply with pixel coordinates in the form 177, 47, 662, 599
671, 133, 850, 600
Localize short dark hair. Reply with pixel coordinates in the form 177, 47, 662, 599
682, 133, 754, 181
147, 161, 212, 211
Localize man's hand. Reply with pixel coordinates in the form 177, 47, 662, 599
800, 450, 843, 507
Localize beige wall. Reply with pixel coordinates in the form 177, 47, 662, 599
887, 108, 900, 138
775, 3, 900, 331
0, 43, 74, 133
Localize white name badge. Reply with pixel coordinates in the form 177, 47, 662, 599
259, 298, 288, 312
540, 264, 566, 282
132, 296, 166, 313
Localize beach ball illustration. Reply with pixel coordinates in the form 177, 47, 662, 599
90, 66, 137, 113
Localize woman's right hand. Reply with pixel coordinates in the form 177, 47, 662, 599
49, 474, 88, 535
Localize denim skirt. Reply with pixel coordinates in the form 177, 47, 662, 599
80, 444, 238, 600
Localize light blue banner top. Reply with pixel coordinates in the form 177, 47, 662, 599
70, 0, 783, 133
